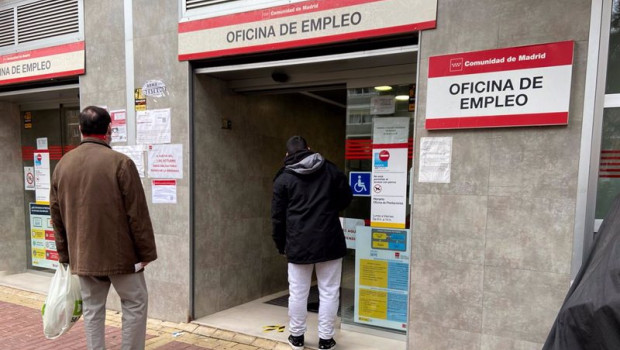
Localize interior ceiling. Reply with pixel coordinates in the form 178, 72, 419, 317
0, 85, 79, 105
204, 50, 417, 107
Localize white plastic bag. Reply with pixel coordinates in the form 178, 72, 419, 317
42, 263, 83, 339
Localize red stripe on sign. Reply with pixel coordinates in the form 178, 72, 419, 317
600, 175, 620, 178
426, 112, 569, 130
63, 145, 77, 153
601, 163, 620, 166
0, 69, 85, 86
602, 150, 620, 154
22, 146, 35, 161
372, 143, 410, 149
153, 180, 176, 186
346, 138, 414, 159
179, 22, 434, 60
600, 169, 620, 172
0, 41, 84, 64
179, 0, 384, 33
428, 41, 574, 78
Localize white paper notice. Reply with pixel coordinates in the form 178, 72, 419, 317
24, 166, 35, 191
152, 179, 177, 204
36, 137, 48, 150
370, 117, 410, 229
110, 110, 127, 143
339, 217, 366, 249
373, 117, 410, 144
370, 96, 396, 115
148, 144, 183, 179
34, 152, 51, 203
136, 108, 171, 145
418, 137, 452, 183
113, 145, 145, 177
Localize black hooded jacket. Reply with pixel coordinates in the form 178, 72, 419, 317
271, 150, 352, 264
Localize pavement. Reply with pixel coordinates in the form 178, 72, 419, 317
0, 285, 299, 350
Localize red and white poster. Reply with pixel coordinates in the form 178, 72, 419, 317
0, 41, 85, 86
110, 110, 127, 143
178, 0, 437, 60
371, 117, 409, 229
425, 41, 574, 130
147, 144, 183, 179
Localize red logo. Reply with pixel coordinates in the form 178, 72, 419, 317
379, 150, 390, 161
449, 58, 464, 72
36, 154, 42, 161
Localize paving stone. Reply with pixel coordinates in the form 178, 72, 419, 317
213, 329, 236, 340
251, 338, 277, 349
232, 333, 256, 344
0, 286, 281, 350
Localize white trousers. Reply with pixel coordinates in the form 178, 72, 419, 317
79, 273, 149, 350
288, 258, 342, 340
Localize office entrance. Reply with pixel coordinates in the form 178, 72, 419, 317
0, 84, 80, 273
191, 46, 416, 348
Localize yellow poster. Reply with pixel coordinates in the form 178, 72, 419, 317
359, 259, 388, 288
32, 248, 45, 259
31, 229, 45, 239
359, 288, 387, 319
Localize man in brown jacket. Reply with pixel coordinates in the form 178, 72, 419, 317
50, 106, 157, 350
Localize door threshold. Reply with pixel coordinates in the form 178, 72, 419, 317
192, 290, 405, 350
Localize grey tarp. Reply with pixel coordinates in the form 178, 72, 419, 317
543, 194, 620, 349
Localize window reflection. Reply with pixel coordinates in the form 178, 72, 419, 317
606, 0, 620, 93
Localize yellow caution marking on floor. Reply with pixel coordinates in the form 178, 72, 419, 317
262, 325, 285, 333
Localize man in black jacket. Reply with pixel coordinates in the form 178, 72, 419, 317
272, 136, 352, 350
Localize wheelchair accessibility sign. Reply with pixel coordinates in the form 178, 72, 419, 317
349, 171, 371, 197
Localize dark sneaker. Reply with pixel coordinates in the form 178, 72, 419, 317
288, 334, 304, 350
319, 338, 337, 349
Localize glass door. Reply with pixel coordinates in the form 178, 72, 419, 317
341, 83, 414, 335
22, 105, 80, 271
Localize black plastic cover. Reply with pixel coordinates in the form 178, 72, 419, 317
543, 195, 620, 349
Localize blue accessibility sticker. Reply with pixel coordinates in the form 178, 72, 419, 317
349, 171, 371, 197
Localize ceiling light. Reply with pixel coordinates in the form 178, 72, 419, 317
395, 95, 409, 101
374, 86, 392, 91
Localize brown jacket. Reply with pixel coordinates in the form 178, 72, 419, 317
50, 138, 157, 276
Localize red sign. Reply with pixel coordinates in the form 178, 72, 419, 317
379, 150, 390, 161
178, 0, 437, 60
0, 42, 85, 86
46, 250, 59, 261
45, 230, 55, 240
426, 41, 574, 130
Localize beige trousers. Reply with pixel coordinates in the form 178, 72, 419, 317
79, 273, 148, 350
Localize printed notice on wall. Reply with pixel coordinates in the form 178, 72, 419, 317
152, 180, 177, 204
371, 117, 409, 228
148, 144, 183, 179
418, 137, 452, 183
30, 203, 59, 270
110, 110, 127, 143
24, 166, 35, 191
354, 227, 410, 331
113, 145, 145, 177
136, 108, 171, 145
34, 151, 51, 204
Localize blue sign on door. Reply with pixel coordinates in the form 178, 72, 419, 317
349, 171, 371, 197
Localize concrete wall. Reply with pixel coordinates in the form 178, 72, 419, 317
409, 0, 590, 349
0, 102, 26, 273
193, 75, 345, 317
81, 0, 190, 322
